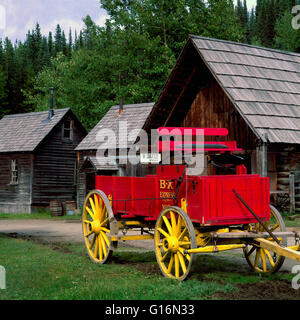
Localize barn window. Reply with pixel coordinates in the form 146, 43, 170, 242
63, 120, 73, 141
10, 160, 18, 185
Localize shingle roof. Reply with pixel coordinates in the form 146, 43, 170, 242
80, 156, 119, 172
192, 36, 300, 144
145, 36, 300, 144
0, 108, 71, 153
76, 103, 155, 151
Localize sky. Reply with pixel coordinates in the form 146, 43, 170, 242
0, 0, 109, 42
0, 0, 257, 43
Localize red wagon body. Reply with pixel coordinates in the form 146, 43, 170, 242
95, 165, 270, 226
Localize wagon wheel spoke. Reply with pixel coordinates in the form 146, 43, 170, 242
265, 249, 275, 267
83, 190, 114, 264
269, 223, 279, 232
161, 250, 170, 262
162, 216, 173, 236
174, 253, 180, 278
100, 217, 109, 227
246, 245, 256, 258
98, 235, 103, 261
167, 254, 174, 274
178, 251, 187, 274
178, 228, 187, 241
89, 234, 96, 250
170, 211, 177, 234
154, 206, 196, 281
260, 248, 267, 272
94, 235, 99, 259
157, 227, 169, 239
86, 206, 96, 221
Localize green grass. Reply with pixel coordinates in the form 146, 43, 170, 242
282, 212, 300, 227
0, 211, 82, 221
0, 234, 295, 300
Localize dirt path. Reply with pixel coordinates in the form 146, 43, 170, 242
0, 219, 154, 250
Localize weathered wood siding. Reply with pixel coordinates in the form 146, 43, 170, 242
77, 150, 96, 209
32, 116, 86, 206
182, 78, 257, 150
0, 154, 32, 213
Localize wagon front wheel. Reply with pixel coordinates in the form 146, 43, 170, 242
82, 190, 114, 264
154, 206, 196, 280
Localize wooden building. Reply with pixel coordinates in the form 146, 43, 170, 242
75, 102, 154, 208
144, 36, 300, 212
0, 108, 87, 213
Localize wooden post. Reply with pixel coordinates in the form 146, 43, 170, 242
256, 135, 268, 177
290, 172, 295, 214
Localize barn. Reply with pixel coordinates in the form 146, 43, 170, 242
143, 36, 300, 213
75, 102, 155, 208
0, 108, 87, 213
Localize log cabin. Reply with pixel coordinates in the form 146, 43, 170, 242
0, 108, 87, 213
143, 36, 300, 212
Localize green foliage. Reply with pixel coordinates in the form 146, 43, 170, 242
275, 10, 300, 52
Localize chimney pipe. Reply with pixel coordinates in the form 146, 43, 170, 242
48, 87, 54, 120
119, 97, 123, 116
43, 88, 55, 123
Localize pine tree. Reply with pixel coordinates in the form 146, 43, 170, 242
61, 31, 68, 56
48, 31, 54, 57
68, 28, 73, 57
54, 24, 63, 54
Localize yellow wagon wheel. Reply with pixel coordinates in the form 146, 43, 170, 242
154, 206, 196, 281
82, 190, 114, 264
243, 205, 287, 274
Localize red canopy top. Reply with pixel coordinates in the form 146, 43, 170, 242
157, 127, 229, 136
157, 127, 242, 152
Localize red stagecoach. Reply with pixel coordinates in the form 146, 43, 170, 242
82, 128, 300, 280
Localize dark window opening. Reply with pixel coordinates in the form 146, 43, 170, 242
10, 160, 18, 185
63, 120, 73, 141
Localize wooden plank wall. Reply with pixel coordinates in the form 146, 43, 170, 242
0, 153, 32, 213
181, 78, 257, 150
32, 117, 86, 207
77, 150, 96, 209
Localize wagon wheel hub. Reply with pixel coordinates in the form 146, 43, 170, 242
91, 220, 101, 234
163, 236, 179, 253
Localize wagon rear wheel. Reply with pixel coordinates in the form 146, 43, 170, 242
243, 205, 287, 274
154, 206, 196, 281
82, 190, 114, 264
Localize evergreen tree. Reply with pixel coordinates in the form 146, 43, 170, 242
48, 31, 54, 57
54, 24, 63, 54
0, 65, 8, 118
275, 9, 300, 52
68, 28, 73, 57
61, 31, 68, 56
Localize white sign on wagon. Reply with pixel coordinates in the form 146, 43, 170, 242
140, 153, 161, 164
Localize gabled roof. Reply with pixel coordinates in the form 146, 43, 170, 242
0, 108, 83, 153
80, 156, 119, 172
144, 36, 300, 144
76, 102, 155, 151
